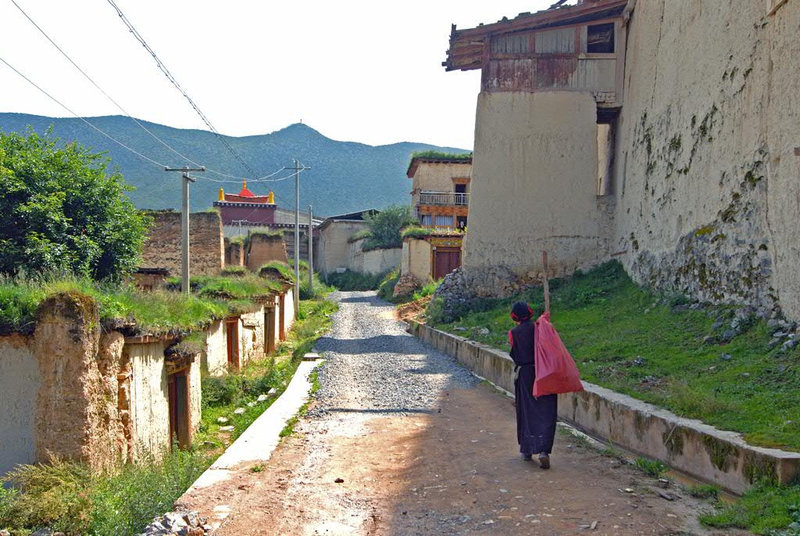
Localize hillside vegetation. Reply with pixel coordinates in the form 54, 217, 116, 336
0, 114, 469, 215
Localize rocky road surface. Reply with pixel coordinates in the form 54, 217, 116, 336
185, 291, 746, 535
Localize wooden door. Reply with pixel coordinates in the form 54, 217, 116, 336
168, 369, 190, 449
433, 248, 461, 280
265, 305, 276, 354
226, 319, 240, 369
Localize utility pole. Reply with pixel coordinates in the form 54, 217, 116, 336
307, 204, 313, 295
165, 166, 205, 294
286, 159, 310, 313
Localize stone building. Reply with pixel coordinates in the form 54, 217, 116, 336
444, 0, 800, 320
397, 155, 472, 289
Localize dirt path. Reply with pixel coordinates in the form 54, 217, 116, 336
180, 292, 745, 535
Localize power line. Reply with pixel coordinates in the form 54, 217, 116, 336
0, 54, 169, 169
10, 0, 277, 182
104, 0, 258, 178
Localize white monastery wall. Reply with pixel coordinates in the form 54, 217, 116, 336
613, 0, 800, 317
465, 91, 612, 278
318, 221, 368, 275
127, 341, 171, 459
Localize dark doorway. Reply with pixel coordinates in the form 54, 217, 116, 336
226, 319, 240, 369
279, 294, 286, 341
168, 369, 190, 449
265, 305, 276, 354
433, 248, 461, 280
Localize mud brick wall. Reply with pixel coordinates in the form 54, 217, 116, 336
141, 212, 225, 276
246, 234, 288, 271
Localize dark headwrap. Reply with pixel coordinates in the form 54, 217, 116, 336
510, 301, 533, 322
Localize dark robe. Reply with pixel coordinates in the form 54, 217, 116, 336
509, 319, 557, 456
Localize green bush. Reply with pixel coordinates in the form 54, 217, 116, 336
202, 374, 245, 408
634, 457, 668, 478
326, 270, 385, 291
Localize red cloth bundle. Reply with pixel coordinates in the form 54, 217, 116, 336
533, 312, 584, 397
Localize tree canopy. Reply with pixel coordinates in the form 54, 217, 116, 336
362, 205, 416, 250
0, 130, 150, 280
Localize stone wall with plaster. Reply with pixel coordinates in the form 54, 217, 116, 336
0, 335, 37, 475
349, 238, 402, 275
465, 91, 614, 287
127, 340, 171, 459
401, 238, 432, 283
140, 212, 225, 276
612, 0, 800, 318
202, 320, 228, 376
317, 220, 369, 275
240, 306, 266, 365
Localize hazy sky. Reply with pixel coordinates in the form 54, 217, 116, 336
0, 1, 556, 151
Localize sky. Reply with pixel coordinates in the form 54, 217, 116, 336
0, 0, 557, 151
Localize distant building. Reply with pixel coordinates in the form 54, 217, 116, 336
214, 181, 322, 264
406, 154, 472, 230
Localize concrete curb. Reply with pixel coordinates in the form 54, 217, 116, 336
409, 321, 800, 495
184, 356, 322, 493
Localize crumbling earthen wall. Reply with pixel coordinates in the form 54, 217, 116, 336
140, 212, 225, 276
614, 0, 800, 319
464, 91, 612, 287
401, 238, 432, 283
246, 234, 289, 271
0, 335, 38, 475
240, 306, 266, 365
225, 239, 245, 267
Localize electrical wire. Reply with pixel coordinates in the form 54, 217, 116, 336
0, 54, 169, 169
104, 0, 259, 178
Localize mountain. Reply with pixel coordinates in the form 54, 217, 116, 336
0, 114, 469, 216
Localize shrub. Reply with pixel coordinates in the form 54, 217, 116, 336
377, 270, 400, 301
326, 270, 385, 291
362, 205, 416, 250
0, 130, 151, 280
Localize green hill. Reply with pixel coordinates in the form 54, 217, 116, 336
0, 113, 469, 216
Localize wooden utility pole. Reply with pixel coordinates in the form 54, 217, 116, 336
165, 166, 205, 294
307, 204, 313, 295
542, 250, 551, 313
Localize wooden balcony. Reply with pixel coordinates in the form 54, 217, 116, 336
418, 191, 470, 206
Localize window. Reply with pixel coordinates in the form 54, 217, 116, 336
587, 23, 615, 54
420, 214, 432, 226
434, 215, 453, 227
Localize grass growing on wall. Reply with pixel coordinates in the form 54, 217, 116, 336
0, 296, 337, 535
429, 261, 800, 452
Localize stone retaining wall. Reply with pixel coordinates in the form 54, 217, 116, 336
410, 322, 800, 494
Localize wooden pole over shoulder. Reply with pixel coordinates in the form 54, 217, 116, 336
542, 250, 551, 314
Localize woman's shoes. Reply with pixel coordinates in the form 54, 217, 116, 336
538, 453, 550, 469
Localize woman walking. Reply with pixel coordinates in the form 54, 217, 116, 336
508, 301, 558, 468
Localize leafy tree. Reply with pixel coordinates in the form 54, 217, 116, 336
0, 130, 150, 280
363, 205, 416, 249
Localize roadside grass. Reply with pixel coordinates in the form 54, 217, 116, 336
0, 296, 336, 535
195, 297, 336, 451
429, 261, 800, 452
699, 481, 800, 535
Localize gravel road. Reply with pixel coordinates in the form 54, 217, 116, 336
311, 291, 479, 416
201, 291, 740, 536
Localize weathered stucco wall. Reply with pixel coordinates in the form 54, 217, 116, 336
465, 91, 613, 280
246, 234, 288, 271
240, 307, 265, 365
349, 238, 402, 275
127, 340, 171, 459
318, 221, 369, 275
140, 212, 225, 276
283, 289, 296, 335
202, 320, 228, 377
401, 238, 432, 283
613, 0, 800, 318
0, 335, 37, 475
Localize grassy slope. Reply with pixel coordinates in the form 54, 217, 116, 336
431, 262, 800, 451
